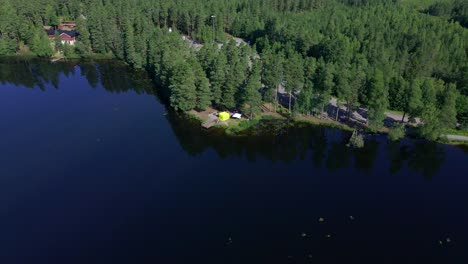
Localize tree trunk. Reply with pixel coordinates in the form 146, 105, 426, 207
335, 106, 339, 121
401, 112, 406, 123
321, 101, 325, 117
289, 92, 292, 113
274, 85, 279, 113
347, 101, 351, 120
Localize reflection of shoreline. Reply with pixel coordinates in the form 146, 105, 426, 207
0, 58, 154, 95
165, 110, 447, 180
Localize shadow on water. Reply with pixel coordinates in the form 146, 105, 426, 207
165, 110, 449, 179
0, 58, 452, 180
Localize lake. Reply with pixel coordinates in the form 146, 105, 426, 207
0, 59, 467, 263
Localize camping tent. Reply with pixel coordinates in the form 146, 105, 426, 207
219, 112, 230, 121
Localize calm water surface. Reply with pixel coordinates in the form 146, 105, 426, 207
0, 59, 467, 263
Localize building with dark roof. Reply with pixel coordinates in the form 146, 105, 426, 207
45, 28, 76, 46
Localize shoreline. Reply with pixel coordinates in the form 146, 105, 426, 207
187, 108, 356, 136
186, 108, 468, 146
1, 53, 115, 61
2, 55, 466, 146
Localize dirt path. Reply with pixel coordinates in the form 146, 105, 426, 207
446, 135, 468, 141
329, 98, 468, 141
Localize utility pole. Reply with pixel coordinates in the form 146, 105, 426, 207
211, 15, 216, 43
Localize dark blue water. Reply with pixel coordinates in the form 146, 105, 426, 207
0, 59, 467, 263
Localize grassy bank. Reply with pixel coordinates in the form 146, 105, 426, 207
446, 128, 468, 137
293, 115, 354, 132
186, 108, 468, 147
186, 108, 355, 136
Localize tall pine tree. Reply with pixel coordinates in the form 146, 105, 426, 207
367, 70, 388, 131
242, 60, 263, 118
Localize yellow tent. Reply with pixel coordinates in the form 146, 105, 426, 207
219, 112, 230, 121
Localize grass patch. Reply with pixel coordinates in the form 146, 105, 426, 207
387, 109, 404, 115
445, 140, 468, 146
185, 111, 204, 122
224, 114, 286, 135
294, 118, 354, 132
225, 118, 260, 135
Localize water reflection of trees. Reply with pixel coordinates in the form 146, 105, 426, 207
167, 112, 447, 179
0, 58, 154, 95
0, 58, 75, 89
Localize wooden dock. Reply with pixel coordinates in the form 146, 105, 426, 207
51, 57, 63, 63
202, 119, 218, 129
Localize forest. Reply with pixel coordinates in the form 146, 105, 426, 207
0, 0, 467, 140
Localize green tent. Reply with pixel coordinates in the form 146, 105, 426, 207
219, 112, 230, 121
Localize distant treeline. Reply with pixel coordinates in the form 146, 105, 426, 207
0, 0, 467, 139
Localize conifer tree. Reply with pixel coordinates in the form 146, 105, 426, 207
295, 57, 317, 115
283, 48, 304, 112
420, 104, 442, 141
123, 19, 143, 68
209, 51, 227, 106
87, 2, 106, 53
169, 60, 197, 111
242, 60, 262, 118
313, 59, 334, 115
261, 48, 284, 110
367, 70, 388, 131
75, 16, 92, 55
438, 84, 458, 131
406, 79, 423, 123
0, 0, 19, 55
190, 59, 211, 110
54, 31, 62, 53
31, 29, 52, 58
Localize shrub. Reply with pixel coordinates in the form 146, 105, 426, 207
388, 123, 406, 141
347, 130, 365, 148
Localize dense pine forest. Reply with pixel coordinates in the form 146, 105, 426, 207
1, 0, 467, 140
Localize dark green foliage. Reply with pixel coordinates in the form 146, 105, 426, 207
75, 16, 91, 56
367, 70, 388, 132
261, 45, 284, 105
87, 1, 106, 54
0, 0, 19, 55
312, 59, 334, 114
401, 79, 424, 123
420, 80, 459, 140
438, 84, 458, 131
388, 123, 406, 141
31, 29, 52, 57
221, 41, 249, 109
242, 60, 262, 118
456, 95, 468, 128
54, 31, 62, 52
191, 58, 211, 110
123, 19, 143, 69
427, 0, 468, 28
283, 47, 304, 112
295, 57, 316, 115
420, 104, 442, 141
348, 130, 364, 148
209, 51, 228, 106
169, 60, 197, 111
